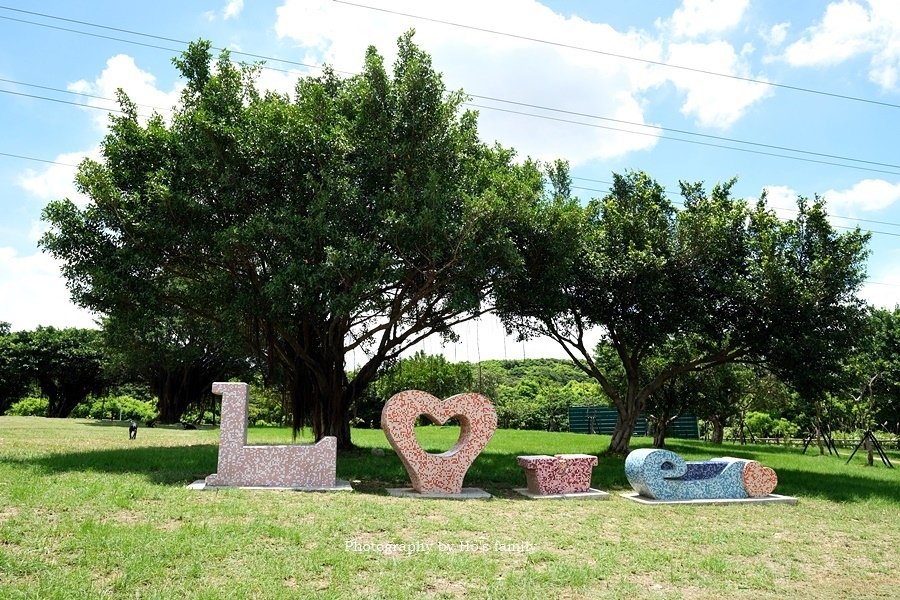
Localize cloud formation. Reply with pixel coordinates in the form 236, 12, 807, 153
784, 0, 900, 90
274, 0, 769, 164
68, 54, 182, 129
823, 178, 900, 214
223, 0, 244, 20
0, 247, 97, 330
665, 0, 751, 39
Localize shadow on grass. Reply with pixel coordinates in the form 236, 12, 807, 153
0, 444, 220, 486
335, 444, 629, 498
4, 437, 897, 503
771, 467, 900, 503
76, 420, 216, 431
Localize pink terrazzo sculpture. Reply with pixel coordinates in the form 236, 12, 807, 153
517, 454, 598, 495
205, 382, 337, 488
381, 390, 497, 494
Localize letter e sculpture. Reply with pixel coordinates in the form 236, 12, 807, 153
625, 448, 778, 501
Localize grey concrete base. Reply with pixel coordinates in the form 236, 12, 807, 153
188, 479, 353, 492
386, 487, 491, 499
620, 492, 798, 506
514, 487, 610, 500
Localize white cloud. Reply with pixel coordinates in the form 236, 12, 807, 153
822, 178, 900, 214
665, 0, 751, 39
763, 22, 791, 47
860, 262, 900, 308
273, 0, 771, 162
0, 248, 97, 331
783, 0, 900, 90
68, 54, 182, 129
17, 148, 100, 208
275, 0, 667, 163
663, 41, 772, 129
784, 1, 874, 66
760, 184, 802, 220
223, 0, 244, 20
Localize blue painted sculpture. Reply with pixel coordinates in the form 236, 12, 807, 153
625, 448, 778, 500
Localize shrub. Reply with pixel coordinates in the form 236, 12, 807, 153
745, 411, 776, 438
6, 396, 49, 416
70, 395, 158, 422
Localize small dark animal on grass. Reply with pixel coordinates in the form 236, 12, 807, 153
128, 420, 138, 440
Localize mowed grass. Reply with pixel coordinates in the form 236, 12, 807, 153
0, 417, 898, 599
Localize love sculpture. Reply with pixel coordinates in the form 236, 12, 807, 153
625, 448, 779, 501
381, 390, 497, 495
204, 382, 339, 489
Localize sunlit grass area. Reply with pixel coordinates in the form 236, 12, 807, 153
1, 417, 898, 599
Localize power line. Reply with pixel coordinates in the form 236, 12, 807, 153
3, 149, 896, 289
0, 88, 125, 113
470, 94, 900, 171
468, 103, 900, 177
3, 5, 900, 237
569, 184, 900, 238
2, 7, 899, 178
5, 150, 900, 242
333, 0, 900, 111
0, 151, 78, 167
0, 9, 340, 75
571, 176, 900, 229
0, 77, 171, 113
3, 74, 899, 179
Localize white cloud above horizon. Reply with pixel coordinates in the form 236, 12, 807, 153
822, 178, 900, 214
273, 0, 772, 164
0, 247, 97, 331
783, 0, 900, 90
68, 54, 182, 129
664, 0, 751, 39
223, 0, 245, 21
861, 258, 900, 308
17, 148, 100, 209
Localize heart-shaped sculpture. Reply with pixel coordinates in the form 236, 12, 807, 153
741, 461, 778, 497
381, 390, 497, 494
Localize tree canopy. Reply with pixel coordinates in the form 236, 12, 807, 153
496, 168, 870, 453
16, 327, 106, 418
40, 33, 544, 448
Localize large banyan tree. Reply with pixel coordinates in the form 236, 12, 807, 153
41, 33, 545, 448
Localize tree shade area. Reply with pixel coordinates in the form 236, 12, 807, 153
40, 34, 546, 449
30, 34, 881, 450
494, 169, 871, 452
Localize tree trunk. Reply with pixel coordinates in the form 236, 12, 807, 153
712, 421, 724, 444
609, 399, 641, 454
153, 371, 192, 424
815, 401, 825, 456
652, 424, 667, 449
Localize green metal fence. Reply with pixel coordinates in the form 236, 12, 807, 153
568, 406, 699, 439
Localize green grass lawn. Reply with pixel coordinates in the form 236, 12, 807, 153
1, 417, 898, 599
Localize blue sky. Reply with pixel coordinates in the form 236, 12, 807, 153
1, 0, 900, 361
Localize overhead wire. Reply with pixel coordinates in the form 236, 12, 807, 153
1, 4, 900, 254
1, 5, 899, 178
571, 176, 900, 230
5, 148, 900, 249
331, 0, 900, 111
569, 184, 900, 238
